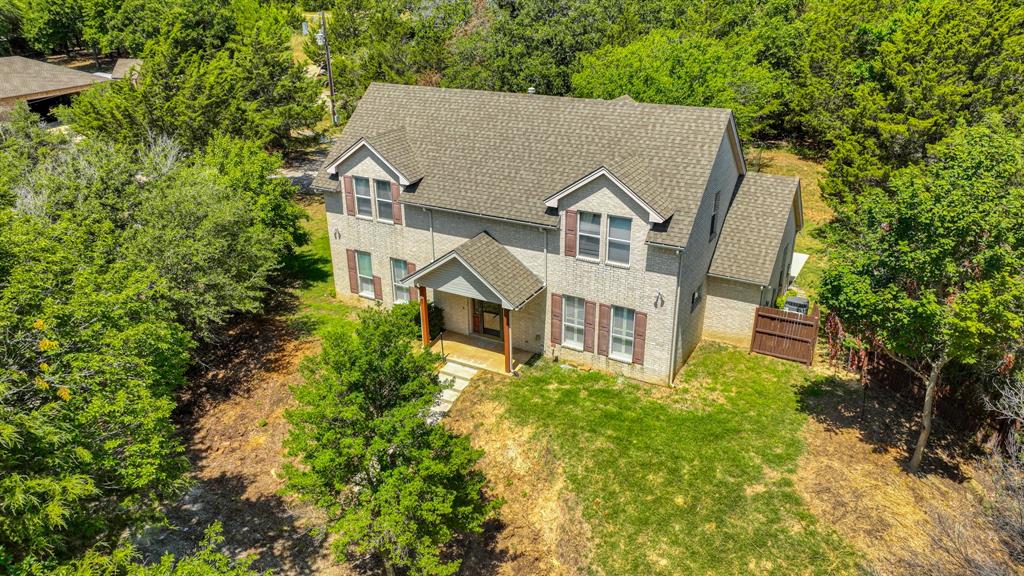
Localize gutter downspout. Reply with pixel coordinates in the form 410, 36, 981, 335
541, 227, 549, 286
426, 207, 436, 259
668, 247, 685, 385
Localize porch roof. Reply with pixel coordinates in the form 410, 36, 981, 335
402, 232, 544, 310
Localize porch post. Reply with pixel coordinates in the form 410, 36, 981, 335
418, 286, 430, 347
502, 308, 512, 373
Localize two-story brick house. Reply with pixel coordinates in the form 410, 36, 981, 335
312, 83, 803, 383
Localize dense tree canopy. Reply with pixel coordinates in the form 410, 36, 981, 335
285, 307, 496, 575
0, 103, 306, 570
64, 0, 322, 149
820, 117, 1024, 471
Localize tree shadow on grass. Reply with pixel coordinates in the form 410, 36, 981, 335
798, 374, 976, 481
281, 246, 332, 290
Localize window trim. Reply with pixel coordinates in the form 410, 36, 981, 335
609, 305, 635, 363
374, 179, 394, 223
576, 211, 602, 262
561, 295, 586, 351
710, 190, 721, 241
391, 258, 409, 303
353, 176, 374, 220
606, 215, 632, 267
355, 250, 374, 298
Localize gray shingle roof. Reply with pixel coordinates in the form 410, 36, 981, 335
0, 56, 106, 103
453, 232, 544, 309
710, 172, 800, 285
315, 83, 735, 247
111, 58, 142, 80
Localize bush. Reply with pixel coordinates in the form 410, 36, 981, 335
394, 300, 446, 341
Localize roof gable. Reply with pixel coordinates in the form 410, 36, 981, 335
544, 162, 666, 223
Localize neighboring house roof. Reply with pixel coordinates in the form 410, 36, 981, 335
402, 232, 545, 310
111, 58, 142, 80
0, 56, 107, 105
315, 83, 738, 248
710, 172, 803, 286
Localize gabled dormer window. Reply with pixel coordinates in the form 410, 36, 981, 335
374, 179, 393, 221
354, 176, 373, 218
578, 212, 602, 260
607, 216, 631, 266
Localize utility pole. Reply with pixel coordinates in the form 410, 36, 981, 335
318, 11, 338, 125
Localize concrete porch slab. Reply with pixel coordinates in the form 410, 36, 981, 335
430, 331, 533, 374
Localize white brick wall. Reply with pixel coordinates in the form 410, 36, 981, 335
325, 124, 746, 383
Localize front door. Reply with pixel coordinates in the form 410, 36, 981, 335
472, 299, 503, 338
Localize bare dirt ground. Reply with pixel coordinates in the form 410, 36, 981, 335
796, 365, 1011, 575
446, 373, 591, 576
136, 310, 349, 575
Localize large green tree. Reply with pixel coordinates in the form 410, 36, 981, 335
63, 0, 322, 149
284, 307, 496, 576
820, 117, 1024, 472
572, 31, 784, 139
19, 0, 80, 53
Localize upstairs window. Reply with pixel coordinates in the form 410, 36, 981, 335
607, 216, 632, 266
356, 250, 374, 296
354, 177, 373, 218
710, 190, 721, 240
391, 258, 409, 303
375, 179, 393, 222
578, 212, 602, 260
610, 306, 635, 362
561, 296, 585, 350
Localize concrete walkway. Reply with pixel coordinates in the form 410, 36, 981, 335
429, 359, 479, 422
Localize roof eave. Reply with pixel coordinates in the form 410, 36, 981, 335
323, 138, 413, 186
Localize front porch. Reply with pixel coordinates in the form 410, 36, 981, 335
430, 331, 534, 374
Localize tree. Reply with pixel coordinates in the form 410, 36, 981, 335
19, 0, 81, 53
820, 117, 1024, 472
0, 0, 24, 55
284, 307, 496, 575
62, 0, 322, 150
572, 30, 784, 139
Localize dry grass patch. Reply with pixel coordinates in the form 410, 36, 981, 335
796, 371, 1012, 575
445, 372, 591, 576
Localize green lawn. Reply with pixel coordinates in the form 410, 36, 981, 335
493, 343, 859, 575
282, 198, 355, 335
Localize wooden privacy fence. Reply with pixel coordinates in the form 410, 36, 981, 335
749, 304, 820, 366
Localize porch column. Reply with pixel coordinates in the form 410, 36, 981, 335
502, 308, 512, 373
418, 286, 430, 346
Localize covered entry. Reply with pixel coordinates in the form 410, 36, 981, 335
402, 232, 544, 373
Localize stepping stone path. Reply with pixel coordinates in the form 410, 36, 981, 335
429, 359, 478, 422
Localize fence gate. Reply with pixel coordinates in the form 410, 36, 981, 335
749, 305, 820, 366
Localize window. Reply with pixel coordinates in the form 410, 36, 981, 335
354, 177, 373, 218
710, 190, 721, 240
607, 216, 631, 265
561, 296, 585, 350
610, 306, 635, 361
578, 212, 602, 260
355, 251, 374, 296
691, 284, 703, 311
391, 258, 410, 303
375, 179, 393, 222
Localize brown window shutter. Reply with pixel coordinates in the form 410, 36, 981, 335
550, 293, 562, 345
564, 209, 577, 257
391, 181, 402, 225
583, 300, 596, 352
632, 311, 647, 365
373, 275, 382, 300
406, 262, 418, 302
343, 176, 355, 215
346, 249, 358, 294
597, 303, 610, 356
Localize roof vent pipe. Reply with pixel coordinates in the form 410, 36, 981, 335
527, 87, 536, 94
